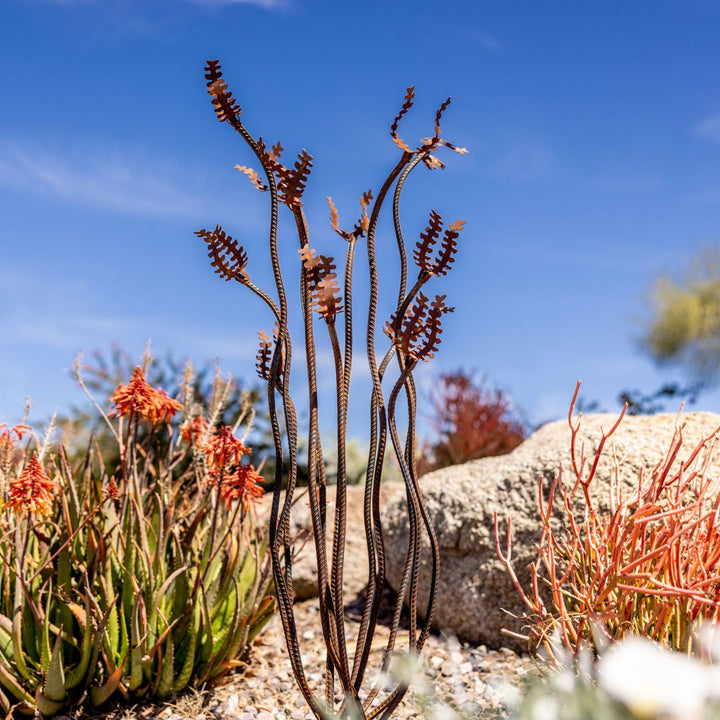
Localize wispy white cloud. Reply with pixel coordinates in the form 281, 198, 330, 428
495, 142, 554, 181
693, 113, 720, 145
29, 0, 285, 6
469, 28, 502, 52
188, 0, 284, 6
0, 142, 234, 220
682, 186, 720, 204
587, 173, 663, 194
0, 268, 138, 352
24, 0, 95, 4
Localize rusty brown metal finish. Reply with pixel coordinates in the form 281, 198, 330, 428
197, 59, 467, 719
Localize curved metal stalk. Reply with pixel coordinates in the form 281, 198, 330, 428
222, 116, 324, 715
352, 152, 413, 691
201, 65, 464, 719
392, 155, 425, 308
292, 208, 350, 701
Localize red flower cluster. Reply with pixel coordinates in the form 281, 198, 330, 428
105, 476, 119, 500
179, 415, 210, 447
110, 367, 182, 424
204, 425, 250, 477
6, 452, 55, 516
220, 463, 265, 510
0, 423, 30, 475
202, 425, 263, 509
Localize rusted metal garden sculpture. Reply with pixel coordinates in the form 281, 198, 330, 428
197, 60, 466, 719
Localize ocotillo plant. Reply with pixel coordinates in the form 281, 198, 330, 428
197, 60, 467, 719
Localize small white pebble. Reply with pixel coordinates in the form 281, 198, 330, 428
220, 693, 240, 716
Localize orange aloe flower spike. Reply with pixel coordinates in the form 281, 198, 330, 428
179, 415, 210, 447
109, 366, 183, 424
221, 463, 265, 510
204, 425, 251, 478
6, 452, 55, 517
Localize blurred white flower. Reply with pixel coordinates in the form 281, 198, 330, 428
429, 702, 461, 720
389, 651, 428, 695
550, 665, 576, 694
699, 621, 720, 665
530, 695, 560, 720
485, 674, 521, 709
599, 636, 710, 718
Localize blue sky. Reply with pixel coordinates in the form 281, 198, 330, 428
3, 0, 720, 439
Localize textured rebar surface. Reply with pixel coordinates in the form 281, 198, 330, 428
199, 59, 467, 719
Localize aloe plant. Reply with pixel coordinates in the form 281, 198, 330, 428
0, 360, 275, 716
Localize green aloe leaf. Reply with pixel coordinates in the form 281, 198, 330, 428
172, 602, 201, 693
87, 597, 117, 698
156, 633, 174, 698
42, 630, 66, 704
89, 664, 124, 707
198, 584, 214, 666
0, 658, 35, 710
247, 594, 276, 645
129, 595, 146, 693
0, 614, 15, 661
65, 596, 93, 690
208, 579, 241, 678
34, 687, 64, 717
40, 581, 53, 675
101, 567, 119, 662
56, 547, 73, 650
237, 549, 257, 609
12, 568, 31, 680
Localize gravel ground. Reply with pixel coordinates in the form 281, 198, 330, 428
88, 597, 536, 720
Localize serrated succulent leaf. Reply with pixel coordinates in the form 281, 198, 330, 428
172, 603, 200, 693
65, 595, 94, 690
129, 596, 146, 692
157, 634, 174, 698
0, 660, 34, 708
0, 615, 13, 661
89, 663, 124, 707
42, 632, 66, 703
35, 687, 64, 717
11, 570, 31, 680
198, 584, 214, 666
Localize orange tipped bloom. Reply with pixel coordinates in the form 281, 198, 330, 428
221, 463, 265, 509
0, 423, 30, 448
180, 415, 210, 447
6, 452, 55, 516
0, 423, 31, 472
204, 425, 250, 477
110, 367, 182, 424
105, 476, 119, 500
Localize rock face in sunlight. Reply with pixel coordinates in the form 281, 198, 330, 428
381, 412, 720, 651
